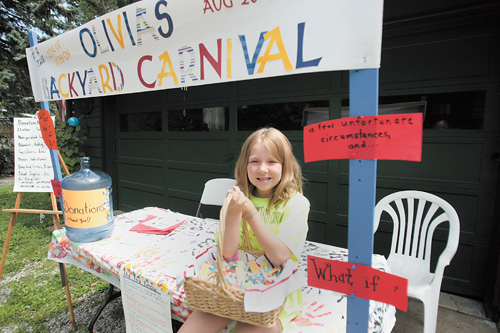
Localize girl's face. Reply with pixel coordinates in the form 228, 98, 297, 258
247, 141, 282, 198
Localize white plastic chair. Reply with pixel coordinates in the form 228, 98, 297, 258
195, 178, 237, 218
374, 190, 460, 333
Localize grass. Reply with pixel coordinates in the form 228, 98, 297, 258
0, 184, 109, 332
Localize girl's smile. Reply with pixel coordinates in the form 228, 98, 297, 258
247, 141, 283, 198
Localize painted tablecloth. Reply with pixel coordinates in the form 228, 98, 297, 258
48, 207, 396, 332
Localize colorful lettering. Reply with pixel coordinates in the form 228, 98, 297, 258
296, 22, 322, 69
109, 62, 124, 91
106, 14, 126, 50
68, 72, 78, 97
58, 74, 69, 98
227, 38, 232, 79
155, 1, 174, 38
203, 0, 233, 13
157, 50, 179, 86
86, 68, 103, 95
79, 28, 97, 58
199, 39, 222, 80
50, 77, 60, 99
136, 7, 160, 45
138, 55, 156, 88
76, 71, 87, 95
99, 64, 113, 93
121, 13, 136, 48
239, 32, 266, 75
41, 77, 50, 99
257, 26, 293, 73
92, 24, 110, 55
178, 46, 198, 84
101, 19, 115, 52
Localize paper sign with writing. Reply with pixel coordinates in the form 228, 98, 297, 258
37, 109, 58, 150
303, 113, 423, 162
13, 117, 55, 192
120, 267, 172, 333
62, 188, 112, 228
51, 180, 62, 197
308, 255, 408, 311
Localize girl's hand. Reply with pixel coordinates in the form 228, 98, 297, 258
222, 186, 253, 258
227, 186, 256, 219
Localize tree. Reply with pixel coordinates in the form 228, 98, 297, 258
0, 0, 138, 118
0, 1, 76, 117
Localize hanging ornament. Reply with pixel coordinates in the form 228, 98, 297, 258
68, 117, 79, 127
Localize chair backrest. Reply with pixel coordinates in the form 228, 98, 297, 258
196, 178, 237, 217
374, 190, 460, 270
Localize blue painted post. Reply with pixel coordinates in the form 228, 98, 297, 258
346, 69, 379, 332
28, 31, 64, 208
28, 31, 76, 331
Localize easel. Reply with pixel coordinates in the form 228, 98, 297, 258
1, 193, 63, 281
0, 150, 75, 330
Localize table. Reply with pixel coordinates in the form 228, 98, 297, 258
48, 207, 396, 332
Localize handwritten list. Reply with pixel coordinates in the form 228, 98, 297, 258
13, 117, 54, 192
120, 268, 173, 333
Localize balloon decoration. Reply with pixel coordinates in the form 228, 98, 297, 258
68, 117, 79, 127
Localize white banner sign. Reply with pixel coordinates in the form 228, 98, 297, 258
26, 0, 383, 102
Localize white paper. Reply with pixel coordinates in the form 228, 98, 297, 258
118, 232, 170, 247
141, 214, 185, 229
120, 268, 173, 333
244, 260, 305, 312
13, 117, 55, 192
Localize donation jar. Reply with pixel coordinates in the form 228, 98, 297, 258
62, 157, 114, 242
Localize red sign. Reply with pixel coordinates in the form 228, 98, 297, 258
37, 109, 58, 150
303, 113, 423, 163
51, 180, 62, 197
307, 255, 408, 311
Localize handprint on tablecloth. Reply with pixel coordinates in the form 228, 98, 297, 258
48, 243, 67, 259
291, 300, 332, 327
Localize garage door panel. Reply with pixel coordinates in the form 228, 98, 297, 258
118, 138, 163, 160
168, 139, 232, 165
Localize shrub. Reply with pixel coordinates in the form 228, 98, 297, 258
0, 136, 14, 176
55, 119, 88, 174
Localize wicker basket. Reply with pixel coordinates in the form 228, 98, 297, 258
184, 193, 285, 328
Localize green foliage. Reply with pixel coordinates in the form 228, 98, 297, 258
0, 136, 14, 176
0, 1, 77, 118
55, 119, 88, 173
0, 183, 108, 330
72, 0, 140, 23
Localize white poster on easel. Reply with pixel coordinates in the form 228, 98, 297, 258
13, 117, 55, 192
120, 268, 173, 333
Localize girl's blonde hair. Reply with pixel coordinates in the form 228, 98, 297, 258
234, 128, 303, 207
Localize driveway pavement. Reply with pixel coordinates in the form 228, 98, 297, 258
0, 176, 14, 186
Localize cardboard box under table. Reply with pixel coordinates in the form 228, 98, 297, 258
48, 207, 396, 332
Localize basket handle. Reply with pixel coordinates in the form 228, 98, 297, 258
216, 192, 232, 292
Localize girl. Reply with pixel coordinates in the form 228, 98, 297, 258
180, 128, 310, 333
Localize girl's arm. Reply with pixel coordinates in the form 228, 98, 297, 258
221, 187, 252, 258
246, 213, 292, 266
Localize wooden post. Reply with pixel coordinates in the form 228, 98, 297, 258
0, 191, 75, 330
0, 193, 22, 280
